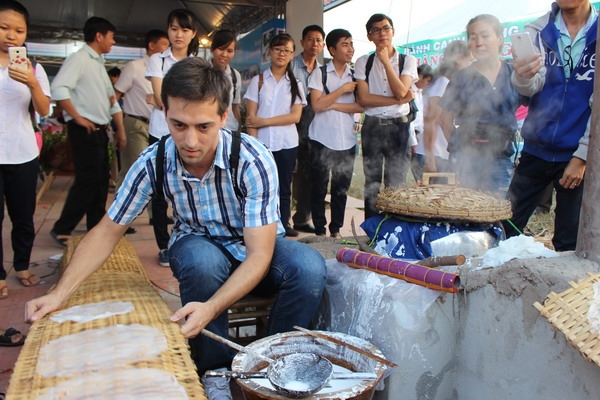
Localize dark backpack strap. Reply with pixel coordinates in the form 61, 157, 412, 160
364, 53, 376, 84
29, 59, 39, 131
320, 65, 330, 95
154, 135, 169, 199
230, 130, 243, 200
231, 67, 238, 100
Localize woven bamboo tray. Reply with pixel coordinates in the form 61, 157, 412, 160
8, 237, 206, 400
376, 185, 512, 222
534, 273, 600, 367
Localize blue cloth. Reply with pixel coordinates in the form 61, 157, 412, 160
108, 129, 285, 260
169, 234, 327, 372
361, 215, 504, 260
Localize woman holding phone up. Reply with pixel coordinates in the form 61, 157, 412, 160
0, 0, 51, 297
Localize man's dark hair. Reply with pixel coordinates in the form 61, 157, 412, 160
417, 64, 433, 79
366, 13, 394, 34
144, 29, 168, 50
326, 29, 352, 52
211, 29, 237, 51
0, 0, 29, 27
302, 24, 325, 40
83, 16, 116, 43
161, 57, 231, 116
107, 66, 121, 78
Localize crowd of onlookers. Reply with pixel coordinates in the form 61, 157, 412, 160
2, 1, 595, 398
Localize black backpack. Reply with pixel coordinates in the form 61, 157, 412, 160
154, 131, 243, 201
364, 52, 418, 123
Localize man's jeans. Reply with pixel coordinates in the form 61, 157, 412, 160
169, 234, 327, 373
503, 152, 583, 251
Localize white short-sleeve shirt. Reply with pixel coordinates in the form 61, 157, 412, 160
0, 62, 51, 163
307, 62, 357, 151
244, 68, 306, 151
114, 55, 153, 119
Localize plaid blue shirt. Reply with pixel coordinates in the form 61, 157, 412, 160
108, 129, 284, 260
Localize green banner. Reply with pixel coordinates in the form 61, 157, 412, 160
403, 2, 600, 66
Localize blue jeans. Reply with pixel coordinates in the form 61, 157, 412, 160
503, 152, 583, 251
169, 234, 327, 373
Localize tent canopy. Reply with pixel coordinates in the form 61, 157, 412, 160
20, 0, 287, 48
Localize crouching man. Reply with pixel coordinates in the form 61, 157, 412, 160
26, 57, 327, 400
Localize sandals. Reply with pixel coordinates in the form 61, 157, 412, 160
49, 230, 70, 247
18, 274, 40, 287
0, 328, 26, 347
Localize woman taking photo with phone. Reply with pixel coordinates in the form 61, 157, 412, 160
244, 33, 306, 237
0, 0, 51, 297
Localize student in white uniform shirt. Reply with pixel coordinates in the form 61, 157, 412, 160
145, 9, 200, 267
244, 33, 306, 237
210, 30, 242, 132
0, 0, 51, 297
307, 28, 364, 238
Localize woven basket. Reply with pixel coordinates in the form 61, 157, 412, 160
8, 237, 206, 400
534, 273, 600, 367
376, 185, 512, 223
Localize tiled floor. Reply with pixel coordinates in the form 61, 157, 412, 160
0, 173, 366, 397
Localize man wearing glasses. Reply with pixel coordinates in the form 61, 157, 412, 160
354, 13, 418, 220
504, 0, 597, 251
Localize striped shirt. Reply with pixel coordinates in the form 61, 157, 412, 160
108, 129, 284, 260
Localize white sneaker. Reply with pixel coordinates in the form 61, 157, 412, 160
201, 368, 232, 400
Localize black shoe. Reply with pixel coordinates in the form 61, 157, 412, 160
125, 227, 137, 235
293, 223, 315, 233
284, 225, 299, 237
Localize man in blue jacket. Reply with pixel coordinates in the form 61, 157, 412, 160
504, 0, 596, 251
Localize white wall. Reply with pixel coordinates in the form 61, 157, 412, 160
286, 0, 324, 62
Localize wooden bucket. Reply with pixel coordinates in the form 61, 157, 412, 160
231, 331, 387, 400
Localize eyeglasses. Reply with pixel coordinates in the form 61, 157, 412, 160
369, 25, 393, 35
271, 47, 294, 55
563, 45, 573, 75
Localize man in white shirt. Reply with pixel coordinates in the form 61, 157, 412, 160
49, 16, 126, 246
355, 13, 418, 220
114, 29, 168, 190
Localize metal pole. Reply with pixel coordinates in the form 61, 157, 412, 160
575, 24, 600, 261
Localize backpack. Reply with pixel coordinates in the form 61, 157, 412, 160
319, 64, 356, 95
364, 52, 418, 123
231, 67, 238, 100
154, 131, 243, 201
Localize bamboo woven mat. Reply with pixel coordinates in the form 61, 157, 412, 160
8, 236, 206, 399
534, 272, 600, 367
376, 185, 512, 223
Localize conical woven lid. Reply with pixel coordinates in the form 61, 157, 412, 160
376, 185, 512, 223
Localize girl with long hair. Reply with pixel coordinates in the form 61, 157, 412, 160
0, 0, 51, 297
244, 33, 306, 236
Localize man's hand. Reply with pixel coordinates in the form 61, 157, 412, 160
375, 45, 390, 66
115, 126, 127, 149
341, 81, 357, 94
513, 54, 543, 80
73, 116, 96, 133
25, 292, 64, 323
170, 302, 216, 339
559, 157, 586, 189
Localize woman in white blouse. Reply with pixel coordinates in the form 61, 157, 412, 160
0, 0, 51, 297
244, 33, 306, 237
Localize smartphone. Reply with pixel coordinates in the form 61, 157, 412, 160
9, 46, 28, 70
510, 32, 537, 59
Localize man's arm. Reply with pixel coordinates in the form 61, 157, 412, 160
376, 47, 411, 100
511, 54, 546, 96
26, 216, 129, 322
111, 111, 127, 149
170, 223, 277, 339
356, 80, 407, 108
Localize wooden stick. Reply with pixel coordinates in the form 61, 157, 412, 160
293, 326, 397, 368
200, 329, 273, 363
416, 255, 466, 268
